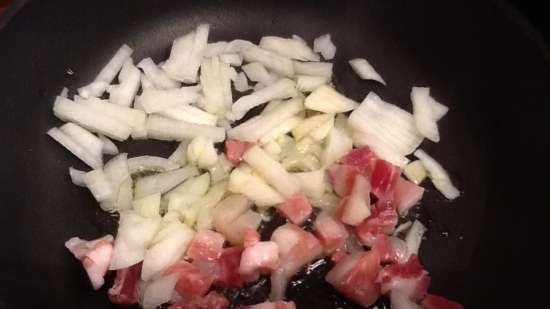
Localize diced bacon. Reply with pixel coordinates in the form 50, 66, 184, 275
313, 214, 349, 253
188, 230, 226, 261
355, 205, 399, 246
371, 234, 409, 264
340, 146, 377, 176
165, 261, 215, 299
330, 250, 348, 263
277, 194, 312, 225
421, 294, 463, 309
336, 174, 371, 226
243, 228, 261, 248
239, 241, 280, 282
108, 262, 142, 306
394, 178, 425, 215
370, 159, 401, 200
169, 291, 230, 309
325, 250, 382, 308
328, 164, 359, 197
214, 246, 244, 288
225, 140, 254, 165
65, 235, 114, 290
378, 255, 431, 302
237, 301, 296, 309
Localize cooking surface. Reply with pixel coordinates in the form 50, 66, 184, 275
0, 1, 548, 308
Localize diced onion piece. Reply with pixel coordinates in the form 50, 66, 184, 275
220, 53, 243, 66
47, 127, 102, 169
259, 36, 319, 61
242, 62, 276, 85
162, 24, 210, 83
83, 169, 115, 207
259, 116, 302, 145
230, 78, 297, 121
243, 146, 300, 198
351, 130, 410, 168
309, 115, 335, 141
168, 141, 189, 166
293, 61, 332, 79
411, 87, 449, 143
199, 56, 233, 115
208, 154, 234, 184
146, 115, 225, 142
203, 41, 228, 57
228, 168, 285, 207
107, 59, 140, 107
103, 153, 130, 200
53, 96, 132, 141
293, 170, 326, 199
127, 156, 180, 174
134, 166, 199, 199
296, 75, 328, 92
224, 39, 255, 53
309, 192, 340, 210
187, 136, 219, 169
414, 149, 460, 200
159, 104, 218, 126
132, 193, 161, 218
348, 58, 386, 85
137, 87, 199, 114
78, 44, 133, 98
59, 122, 103, 161
59, 87, 69, 98
241, 45, 295, 77
194, 181, 228, 230
137, 57, 180, 89
98, 134, 118, 155
405, 220, 427, 258
313, 34, 336, 60
69, 167, 87, 187
141, 273, 180, 309
140, 73, 155, 91
304, 85, 358, 113
78, 96, 147, 133
292, 114, 334, 140
403, 160, 427, 184
321, 127, 353, 167
234, 72, 251, 92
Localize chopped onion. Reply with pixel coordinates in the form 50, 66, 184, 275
59, 87, 69, 98
414, 149, 460, 200
208, 154, 234, 184
187, 136, 219, 169
53, 96, 132, 141
411, 87, 449, 143
47, 127, 102, 169
132, 193, 161, 218
68, 167, 87, 187
309, 114, 334, 141
220, 53, 243, 66
242, 62, 276, 85
321, 127, 353, 167
98, 134, 119, 155
83, 169, 115, 206
259, 36, 319, 61
116, 177, 133, 212
165, 173, 210, 211
351, 130, 410, 167
137, 57, 180, 90
141, 273, 180, 309
78, 97, 147, 134
292, 170, 326, 199
234, 72, 251, 92
136, 87, 199, 114
393, 221, 412, 236
313, 34, 336, 60
241, 45, 295, 77
296, 75, 328, 92
292, 114, 334, 140
309, 192, 340, 210
243, 146, 300, 198
403, 160, 427, 184
78, 44, 133, 98
59, 122, 103, 161
106, 59, 141, 107
203, 41, 228, 57
293, 61, 333, 79
199, 56, 233, 115
348, 58, 386, 85
168, 141, 189, 166
145, 115, 226, 142
103, 153, 130, 192
259, 115, 302, 145
158, 104, 218, 126
405, 220, 427, 258
195, 181, 228, 230
304, 85, 358, 113
228, 168, 285, 207
127, 156, 180, 174
134, 166, 199, 199
140, 73, 155, 90
224, 39, 255, 53
230, 78, 297, 121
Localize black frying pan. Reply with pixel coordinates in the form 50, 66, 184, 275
0, 1, 548, 308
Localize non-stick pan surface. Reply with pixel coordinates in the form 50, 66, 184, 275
0, 1, 548, 308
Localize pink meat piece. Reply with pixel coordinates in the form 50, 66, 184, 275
108, 262, 141, 306
187, 230, 226, 261
278, 194, 312, 225
239, 241, 280, 282
65, 235, 114, 290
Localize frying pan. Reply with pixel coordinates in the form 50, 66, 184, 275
0, 1, 548, 308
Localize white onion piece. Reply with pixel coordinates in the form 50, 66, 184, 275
224, 39, 255, 53
242, 62, 276, 85
234, 72, 251, 92
393, 221, 413, 236
132, 193, 161, 218
405, 220, 427, 258
128, 156, 180, 174
321, 127, 353, 167
107, 59, 141, 107
208, 154, 234, 184
78, 44, 133, 98
411, 87, 449, 143
230, 78, 297, 121
259, 116, 302, 145
59, 122, 103, 161
141, 273, 180, 309
259, 36, 319, 61
203, 41, 228, 57
98, 134, 118, 155
83, 169, 115, 206
241, 45, 295, 77
162, 24, 209, 83
293, 61, 333, 79
187, 136, 218, 169
292, 170, 326, 199
228, 168, 285, 207
137, 87, 199, 114
193, 181, 228, 230
313, 34, 336, 60
78, 97, 147, 131
414, 149, 460, 199
220, 53, 243, 66
243, 146, 300, 198
165, 173, 210, 210
59, 87, 69, 98
304, 85, 358, 113
348, 58, 386, 85
308, 115, 335, 141
403, 160, 427, 184
390, 291, 423, 309
103, 153, 130, 192
47, 127, 102, 169
168, 141, 189, 166
228, 66, 238, 82
140, 73, 155, 91
309, 192, 340, 210
146, 115, 226, 142
349, 92, 423, 157
53, 96, 132, 141
292, 114, 334, 140
141, 221, 195, 281
351, 130, 410, 167
159, 104, 218, 126
116, 177, 133, 211
68, 167, 87, 187
137, 57, 180, 90
296, 75, 328, 92
134, 166, 199, 199
110, 211, 162, 270
200, 56, 233, 115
